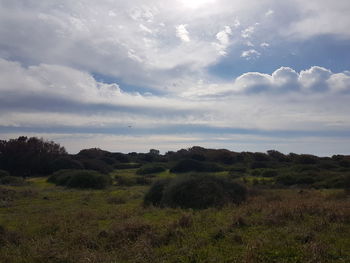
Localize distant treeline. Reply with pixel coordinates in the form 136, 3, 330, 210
1, 136, 350, 189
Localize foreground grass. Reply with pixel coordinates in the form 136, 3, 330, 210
1, 175, 350, 263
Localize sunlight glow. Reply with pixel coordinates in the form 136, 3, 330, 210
180, 0, 215, 9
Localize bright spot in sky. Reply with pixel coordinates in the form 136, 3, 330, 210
180, 0, 215, 9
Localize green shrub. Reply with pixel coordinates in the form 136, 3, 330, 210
136, 165, 166, 175
0, 170, 10, 178
144, 175, 247, 209
0, 176, 26, 186
48, 169, 111, 189
170, 159, 223, 173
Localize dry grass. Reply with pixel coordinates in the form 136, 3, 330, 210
1, 183, 350, 262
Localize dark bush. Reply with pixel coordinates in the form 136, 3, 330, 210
81, 159, 113, 174
136, 165, 166, 175
229, 167, 247, 174
251, 162, 268, 169
0, 170, 10, 178
276, 175, 297, 186
339, 160, 350, 168
296, 175, 315, 185
50, 157, 84, 172
115, 176, 137, 186
48, 170, 111, 189
170, 159, 223, 173
144, 175, 247, 209
261, 169, 279, 177
114, 163, 142, 169
143, 178, 171, 206
296, 154, 318, 164
0, 176, 26, 186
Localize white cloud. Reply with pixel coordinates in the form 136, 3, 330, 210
214, 26, 232, 55
241, 26, 255, 38
175, 24, 190, 42
327, 73, 350, 93
299, 66, 333, 92
241, 49, 261, 59
1, 57, 350, 155
260, 42, 270, 48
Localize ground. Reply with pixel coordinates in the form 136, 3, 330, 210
1, 169, 350, 263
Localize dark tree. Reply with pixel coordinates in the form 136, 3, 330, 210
0, 136, 66, 177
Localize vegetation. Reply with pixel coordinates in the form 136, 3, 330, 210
48, 169, 111, 189
136, 165, 166, 175
1, 136, 350, 262
144, 174, 247, 209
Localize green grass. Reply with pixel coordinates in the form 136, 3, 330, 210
1, 170, 350, 263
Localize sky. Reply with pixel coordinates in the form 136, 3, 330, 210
0, 0, 350, 155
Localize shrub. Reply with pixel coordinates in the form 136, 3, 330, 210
81, 159, 113, 174
229, 167, 247, 174
143, 178, 171, 206
276, 175, 297, 186
48, 170, 111, 189
136, 165, 166, 175
50, 157, 84, 172
115, 176, 152, 186
144, 175, 247, 209
114, 163, 142, 169
170, 159, 223, 173
0, 170, 10, 178
251, 162, 268, 169
261, 169, 279, 177
0, 176, 26, 186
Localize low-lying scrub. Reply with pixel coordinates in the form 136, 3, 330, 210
144, 174, 247, 209
48, 169, 111, 189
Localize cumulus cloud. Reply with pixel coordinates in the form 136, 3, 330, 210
184, 66, 350, 97
235, 66, 350, 94
299, 66, 332, 92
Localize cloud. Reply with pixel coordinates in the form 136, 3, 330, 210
234, 66, 350, 94
175, 24, 190, 42
299, 66, 332, 92
241, 26, 255, 38
260, 42, 270, 48
184, 66, 350, 96
1, 57, 350, 156
241, 49, 261, 59
214, 26, 232, 55
265, 9, 274, 17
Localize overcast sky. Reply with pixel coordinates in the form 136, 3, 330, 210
0, 0, 350, 155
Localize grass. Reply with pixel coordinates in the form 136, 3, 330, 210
1, 170, 350, 262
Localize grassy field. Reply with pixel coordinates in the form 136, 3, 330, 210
1, 169, 350, 263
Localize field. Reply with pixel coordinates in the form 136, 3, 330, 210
1, 168, 350, 263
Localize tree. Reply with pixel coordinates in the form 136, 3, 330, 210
0, 136, 67, 177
